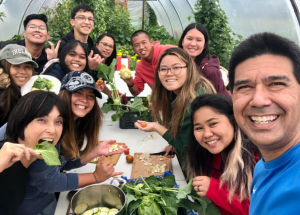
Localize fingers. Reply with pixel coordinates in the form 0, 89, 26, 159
97, 155, 104, 164
88, 50, 94, 58
55, 40, 61, 51
111, 172, 123, 176
48, 41, 54, 49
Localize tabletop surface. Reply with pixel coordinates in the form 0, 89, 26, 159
54, 71, 187, 214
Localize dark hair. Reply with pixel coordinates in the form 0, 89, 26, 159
229, 32, 300, 92
71, 4, 94, 19
6, 91, 68, 143
96, 33, 117, 66
186, 94, 258, 201
23, 14, 48, 30
130, 30, 151, 45
59, 40, 91, 74
178, 23, 210, 67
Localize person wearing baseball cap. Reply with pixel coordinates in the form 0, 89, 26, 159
0, 44, 38, 127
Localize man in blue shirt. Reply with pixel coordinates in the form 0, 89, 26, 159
229, 32, 300, 215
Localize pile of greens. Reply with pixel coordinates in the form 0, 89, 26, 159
31, 76, 55, 91
122, 174, 220, 215
95, 59, 150, 122
32, 141, 61, 166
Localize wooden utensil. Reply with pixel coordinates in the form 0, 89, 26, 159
89, 143, 126, 165
130, 153, 172, 179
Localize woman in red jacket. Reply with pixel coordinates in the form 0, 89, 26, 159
187, 94, 258, 215
178, 23, 230, 97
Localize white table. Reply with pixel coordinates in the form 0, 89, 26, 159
54, 112, 187, 215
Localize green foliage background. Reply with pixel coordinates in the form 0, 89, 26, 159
193, 0, 242, 69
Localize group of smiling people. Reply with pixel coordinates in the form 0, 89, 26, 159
1, 3, 300, 215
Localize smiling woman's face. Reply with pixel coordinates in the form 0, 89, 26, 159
71, 88, 95, 120
21, 106, 63, 149
65, 45, 87, 71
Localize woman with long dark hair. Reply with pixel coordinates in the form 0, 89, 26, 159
179, 23, 230, 96
135, 48, 215, 168
0, 44, 37, 127
187, 94, 258, 215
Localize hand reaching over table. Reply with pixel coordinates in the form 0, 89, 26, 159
93, 156, 123, 182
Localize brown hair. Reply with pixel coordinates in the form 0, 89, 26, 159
0, 60, 34, 125
59, 90, 103, 159
151, 48, 215, 138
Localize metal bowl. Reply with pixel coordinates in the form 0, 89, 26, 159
71, 184, 126, 215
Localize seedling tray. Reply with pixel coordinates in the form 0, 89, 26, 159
119, 97, 152, 129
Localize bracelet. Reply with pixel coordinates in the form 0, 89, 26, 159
127, 83, 134, 88
93, 172, 98, 183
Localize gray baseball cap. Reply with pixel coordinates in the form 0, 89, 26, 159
0, 44, 38, 68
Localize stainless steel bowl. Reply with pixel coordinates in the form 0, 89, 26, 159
71, 183, 126, 215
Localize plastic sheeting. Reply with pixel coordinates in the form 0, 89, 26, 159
0, 0, 300, 45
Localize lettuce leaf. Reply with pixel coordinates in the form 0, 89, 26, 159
33, 141, 61, 166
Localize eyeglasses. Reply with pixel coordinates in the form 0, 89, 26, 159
27, 24, 47, 31
75, 16, 95, 23
100, 42, 114, 49
158, 66, 187, 76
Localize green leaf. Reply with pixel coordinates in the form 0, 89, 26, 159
111, 109, 125, 121
33, 141, 61, 166
127, 198, 142, 215
102, 103, 112, 113
126, 97, 143, 112
160, 174, 175, 188
176, 179, 193, 199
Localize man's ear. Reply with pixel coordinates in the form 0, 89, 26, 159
150, 39, 153, 45
23, 31, 26, 38
70, 19, 75, 27
46, 33, 50, 41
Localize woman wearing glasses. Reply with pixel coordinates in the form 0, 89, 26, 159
135, 48, 215, 168
179, 23, 230, 97
96, 33, 117, 66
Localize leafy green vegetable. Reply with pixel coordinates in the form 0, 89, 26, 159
121, 175, 221, 215
96, 58, 150, 122
33, 141, 61, 166
32, 76, 55, 91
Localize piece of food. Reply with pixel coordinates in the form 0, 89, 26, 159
108, 143, 123, 152
31, 76, 55, 92
113, 98, 121, 105
124, 149, 130, 155
126, 155, 134, 163
120, 68, 131, 79
32, 141, 61, 166
101, 207, 109, 213
97, 79, 103, 86
82, 210, 94, 215
74, 203, 89, 215
141, 121, 147, 128
121, 64, 127, 69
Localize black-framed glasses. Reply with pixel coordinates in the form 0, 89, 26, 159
75, 16, 95, 23
158, 66, 187, 76
27, 24, 47, 31
100, 42, 114, 49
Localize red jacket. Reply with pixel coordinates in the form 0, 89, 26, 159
206, 153, 250, 215
133, 42, 176, 94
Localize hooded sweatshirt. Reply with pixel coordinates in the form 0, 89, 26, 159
134, 42, 176, 95
199, 55, 231, 97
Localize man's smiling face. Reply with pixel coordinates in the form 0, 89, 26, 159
232, 54, 300, 158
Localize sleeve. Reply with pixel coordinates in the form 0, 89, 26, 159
203, 66, 231, 97
28, 159, 79, 193
206, 177, 250, 215
162, 112, 191, 164
60, 158, 84, 171
133, 63, 145, 95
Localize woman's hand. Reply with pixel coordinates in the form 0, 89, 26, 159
119, 75, 134, 86
134, 120, 157, 132
96, 78, 105, 92
94, 156, 123, 182
0, 142, 35, 172
95, 140, 129, 157
192, 176, 211, 196
163, 145, 176, 158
